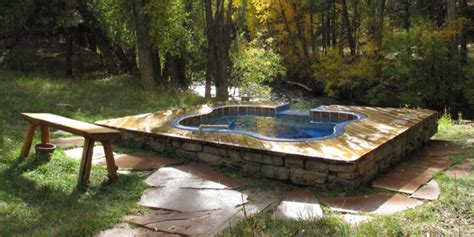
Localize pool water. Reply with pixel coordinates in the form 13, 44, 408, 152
206, 115, 336, 139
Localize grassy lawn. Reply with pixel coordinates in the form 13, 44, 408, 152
0, 70, 472, 236
0, 70, 205, 236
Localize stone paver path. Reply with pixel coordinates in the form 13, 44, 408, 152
320, 192, 423, 215
144, 165, 241, 189
406, 155, 454, 171
96, 139, 472, 235
126, 202, 270, 236
139, 187, 248, 212
274, 189, 323, 220
100, 153, 181, 170
50, 137, 84, 148
410, 180, 440, 200
372, 165, 437, 194
64, 146, 109, 164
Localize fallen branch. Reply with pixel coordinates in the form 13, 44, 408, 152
285, 80, 312, 92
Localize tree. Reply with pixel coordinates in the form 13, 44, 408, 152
204, 0, 234, 100
133, 0, 158, 88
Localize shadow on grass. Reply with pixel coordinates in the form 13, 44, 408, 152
0, 154, 146, 236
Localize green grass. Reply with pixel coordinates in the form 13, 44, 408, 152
0, 69, 473, 236
0, 70, 205, 236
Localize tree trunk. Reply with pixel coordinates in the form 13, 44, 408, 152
459, 0, 468, 66
341, 0, 356, 56
152, 49, 162, 84
113, 44, 137, 74
204, 0, 215, 98
76, 0, 119, 74
204, 0, 232, 100
403, 0, 411, 31
133, 0, 156, 89
446, 0, 456, 22
64, 28, 73, 77
291, 2, 312, 63
164, 53, 188, 89
351, 0, 360, 53
374, 0, 386, 49
331, 0, 337, 48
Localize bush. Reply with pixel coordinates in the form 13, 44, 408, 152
231, 40, 286, 98
313, 50, 378, 102
379, 21, 463, 110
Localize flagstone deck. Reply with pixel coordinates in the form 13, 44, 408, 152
95, 102, 438, 188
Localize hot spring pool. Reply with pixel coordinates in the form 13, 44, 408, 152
171, 103, 366, 142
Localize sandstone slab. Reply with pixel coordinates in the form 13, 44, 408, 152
144, 164, 240, 189
320, 192, 423, 215
274, 189, 323, 220
372, 165, 437, 194
410, 180, 440, 200
138, 187, 248, 212
406, 156, 454, 171
127, 201, 270, 236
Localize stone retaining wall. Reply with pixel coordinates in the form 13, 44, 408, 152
120, 113, 438, 189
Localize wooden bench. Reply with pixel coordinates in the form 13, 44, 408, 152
19, 113, 122, 189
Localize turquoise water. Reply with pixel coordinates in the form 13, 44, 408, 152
206, 114, 335, 139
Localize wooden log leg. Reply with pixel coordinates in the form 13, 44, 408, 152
78, 139, 94, 190
102, 141, 118, 182
40, 126, 50, 144
20, 123, 37, 159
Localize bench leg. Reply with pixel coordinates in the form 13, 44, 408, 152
78, 138, 94, 190
20, 123, 37, 159
102, 141, 118, 182
40, 126, 50, 144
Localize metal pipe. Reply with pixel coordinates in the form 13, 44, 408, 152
198, 124, 229, 135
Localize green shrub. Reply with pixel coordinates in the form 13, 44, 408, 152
231, 39, 286, 98
379, 20, 463, 110
313, 49, 378, 102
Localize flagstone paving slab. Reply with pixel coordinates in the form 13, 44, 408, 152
410, 180, 440, 200
372, 165, 437, 194
406, 156, 454, 171
145, 165, 241, 189
341, 214, 374, 226
97, 153, 181, 170
138, 187, 248, 212
445, 162, 472, 179
320, 192, 423, 215
418, 140, 471, 157
274, 189, 324, 220
64, 146, 111, 164
126, 202, 270, 236
50, 137, 84, 148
